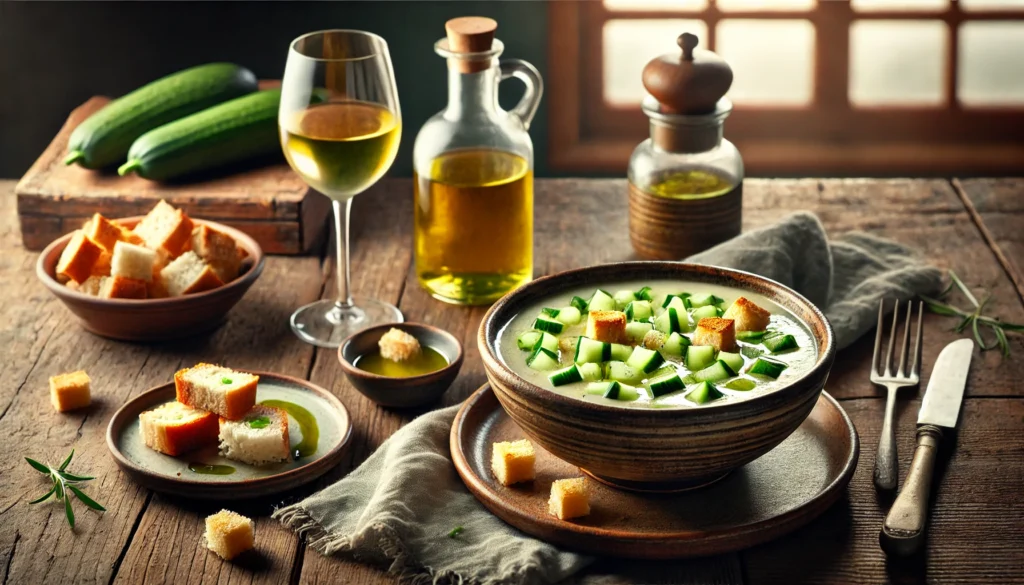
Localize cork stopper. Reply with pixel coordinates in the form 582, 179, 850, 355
642, 33, 732, 115
445, 17, 497, 73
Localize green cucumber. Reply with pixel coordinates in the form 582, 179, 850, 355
574, 337, 611, 364
625, 321, 654, 343
724, 378, 757, 391
605, 361, 642, 384
626, 346, 665, 373
688, 293, 723, 308
579, 363, 604, 382
686, 381, 724, 404
532, 332, 560, 354
648, 372, 685, 397
718, 351, 744, 372
748, 357, 789, 378
685, 345, 717, 371
516, 331, 541, 351
570, 296, 589, 312
661, 332, 690, 356
613, 290, 637, 309
554, 306, 583, 325
737, 330, 768, 342
624, 300, 653, 322
527, 347, 560, 371
635, 286, 654, 301
762, 333, 799, 353
690, 305, 721, 321
541, 308, 561, 317
690, 360, 736, 383
533, 315, 564, 334
118, 88, 288, 181
549, 365, 584, 386
588, 289, 616, 311
67, 63, 258, 169
610, 343, 633, 361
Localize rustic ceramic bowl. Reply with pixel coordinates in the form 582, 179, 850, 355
338, 323, 464, 408
37, 217, 264, 341
479, 262, 836, 491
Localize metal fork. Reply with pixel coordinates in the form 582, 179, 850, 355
871, 299, 924, 491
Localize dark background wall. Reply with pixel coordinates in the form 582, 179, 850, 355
0, 1, 549, 179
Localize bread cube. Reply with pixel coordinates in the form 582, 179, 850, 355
491, 439, 536, 486
100, 275, 147, 299
641, 330, 667, 350
67, 275, 104, 296
548, 478, 590, 520
111, 241, 157, 282
694, 317, 737, 352
92, 250, 112, 277
161, 251, 224, 297
204, 510, 255, 560
139, 401, 219, 456
218, 405, 291, 466
722, 297, 771, 332
56, 231, 104, 283
147, 272, 170, 299
378, 328, 421, 362
133, 200, 194, 258
191, 225, 243, 283
585, 310, 627, 344
175, 363, 258, 420
83, 213, 123, 252
49, 370, 91, 412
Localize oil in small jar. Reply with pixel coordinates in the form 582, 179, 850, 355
641, 168, 738, 199
414, 148, 533, 305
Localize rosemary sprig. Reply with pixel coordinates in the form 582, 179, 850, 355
25, 449, 105, 529
920, 270, 1024, 358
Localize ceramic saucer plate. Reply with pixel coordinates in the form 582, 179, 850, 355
451, 384, 858, 559
107, 372, 351, 499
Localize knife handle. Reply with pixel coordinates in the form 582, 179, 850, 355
879, 424, 943, 556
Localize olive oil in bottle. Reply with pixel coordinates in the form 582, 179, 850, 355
415, 149, 533, 305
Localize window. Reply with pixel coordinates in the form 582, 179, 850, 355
547, 0, 1024, 175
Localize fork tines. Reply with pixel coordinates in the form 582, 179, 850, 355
871, 299, 924, 383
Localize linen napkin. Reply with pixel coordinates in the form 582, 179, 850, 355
274, 211, 942, 584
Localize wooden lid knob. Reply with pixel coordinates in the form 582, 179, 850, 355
642, 33, 732, 115
445, 17, 497, 72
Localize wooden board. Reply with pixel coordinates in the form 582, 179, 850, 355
14, 95, 330, 255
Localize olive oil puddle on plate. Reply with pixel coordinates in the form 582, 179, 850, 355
355, 346, 449, 378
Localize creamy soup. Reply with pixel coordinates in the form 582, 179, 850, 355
497, 281, 817, 408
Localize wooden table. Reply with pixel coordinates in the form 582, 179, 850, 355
1, 177, 1022, 585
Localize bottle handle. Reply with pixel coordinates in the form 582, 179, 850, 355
499, 59, 543, 130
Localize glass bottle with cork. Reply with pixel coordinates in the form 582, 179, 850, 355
413, 17, 543, 305
628, 33, 743, 260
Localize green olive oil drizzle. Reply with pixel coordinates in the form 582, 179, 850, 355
188, 463, 236, 475
260, 399, 319, 459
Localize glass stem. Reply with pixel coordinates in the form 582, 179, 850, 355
333, 198, 354, 308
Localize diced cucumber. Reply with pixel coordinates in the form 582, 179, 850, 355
527, 347, 560, 371
654, 307, 685, 334
736, 330, 767, 342
614, 384, 640, 401
541, 307, 560, 318
635, 286, 654, 301
625, 321, 654, 343
660, 294, 682, 308
588, 289, 616, 311
724, 378, 757, 391
532, 332, 559, 353
664, 296, 688, 314
625, 300, 653, 322
690, 360, 736, 383
579, 362, 603, 382
647, 363, 677, 379
555, 306, 582, 325
570, 296, 588, 312
549, 364, 584, 386
661, 332, 690, 356
534, 315, 564, 334
610, 343, 633, 361
648, 372, 685, 397
686, 381, 724, 404
626, 346, 665, 373
762, 333, 798, 353
689, 293, 723, 308
614, 290, 637, 309
718, 351, 744, 372
740, 345, 765, 359
585, 382, 611, 395
587, 381, 639, 401
679, 293, 693, 309
690, 305, 720, 321
575, 336, 611, 363
516, 331, 541, 351
748, 357, 789, 378
685, 345, 717, 371
605, 360, 642, 384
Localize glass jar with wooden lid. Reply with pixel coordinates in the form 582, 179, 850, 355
628, 33, 743, 260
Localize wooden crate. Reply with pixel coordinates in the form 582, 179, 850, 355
15, 96, 330, 254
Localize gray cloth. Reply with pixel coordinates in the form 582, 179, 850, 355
274, 211, 942, 584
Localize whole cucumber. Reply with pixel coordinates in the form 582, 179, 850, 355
64, 63, 258, 169
118, 88, 284, 181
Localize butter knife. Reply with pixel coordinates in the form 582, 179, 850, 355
880, 338, 973, 556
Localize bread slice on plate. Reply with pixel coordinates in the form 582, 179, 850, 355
100, 275, 147, 299
139, 401, 219, 456
111, 241, 157, 282
191, 225, 242, 283
133, 200, 194, 258
161, 251, 224, 297
218, 405, 291, 466
56, 231, 103, 284
175, 363, 258, 420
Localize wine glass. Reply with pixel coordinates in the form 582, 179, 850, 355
280, 30, 403, 347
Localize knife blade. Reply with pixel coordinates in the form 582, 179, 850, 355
918, 338, 974, 428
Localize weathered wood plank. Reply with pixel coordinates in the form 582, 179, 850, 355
743, 397, 1024, 585
953, 178, 1024, 303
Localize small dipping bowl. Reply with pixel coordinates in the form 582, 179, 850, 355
338, 323, 464, 408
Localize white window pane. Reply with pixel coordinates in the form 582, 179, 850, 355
849, 20, 947, 106
716, 19, 815, 105
604, 0, 708, 11
961, 0, 1024, 10
958, 21, 1024, 106
851, 0, 949, 11
603, 19, 708, 106
718, 0, 816, 11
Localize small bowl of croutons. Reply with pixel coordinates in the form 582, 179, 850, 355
36, 200, 264, 341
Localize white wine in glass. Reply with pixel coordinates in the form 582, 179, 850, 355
280, 30, 402, 347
